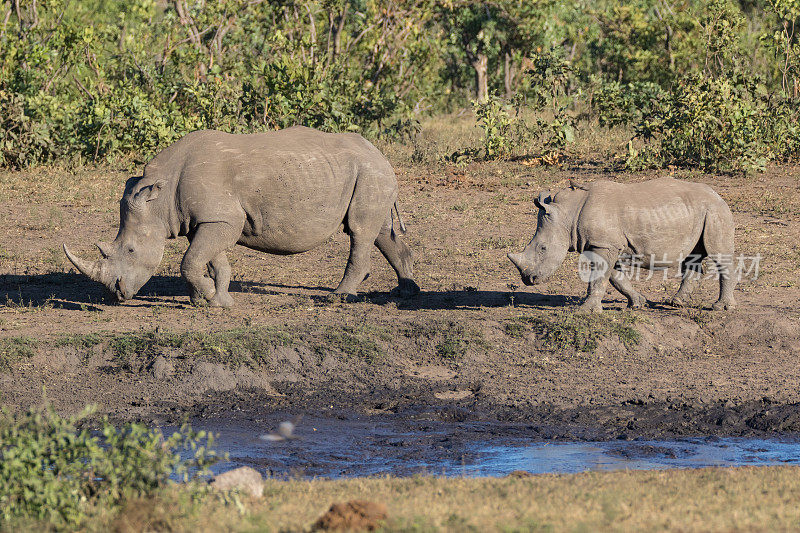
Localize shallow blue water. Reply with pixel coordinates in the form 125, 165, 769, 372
474, 438, 800, 476
172, 416, 800, 479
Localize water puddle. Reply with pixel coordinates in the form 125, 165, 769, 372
173, 414, 800, 479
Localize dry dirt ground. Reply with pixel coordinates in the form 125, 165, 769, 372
1, 157, 799, 439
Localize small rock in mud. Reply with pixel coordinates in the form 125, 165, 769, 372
209, 466, 264, 498
150, 356, 174, 380
312, 500, 388, 531
606, 444, 690, 459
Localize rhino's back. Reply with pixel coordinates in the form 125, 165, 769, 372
578, 177, 732, 259
147, 128, 394, 252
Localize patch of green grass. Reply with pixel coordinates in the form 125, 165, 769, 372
405, 320, 487, 360
55, 333, 104, 350
507, 310, 641, 352
504, 321, 527, 338
0, 337, 38, 371
190, 327, 295, 366
317, 324, 390, 364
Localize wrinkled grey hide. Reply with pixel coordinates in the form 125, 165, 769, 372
64, 127, 420, 307
508, 178, 737, 313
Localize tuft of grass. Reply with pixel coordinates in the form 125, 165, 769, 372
406, 320, 486, 360
316, 324, 390, 364
476, 237, 515, 250
107, 331, 186, 371
191, 327, 295, 366
55, 333, 104, 350
0, 337, 38, 371
507, 310, 641, 352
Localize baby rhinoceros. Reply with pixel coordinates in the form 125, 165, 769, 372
508, 178, 737, 313
64, 127, 420, 307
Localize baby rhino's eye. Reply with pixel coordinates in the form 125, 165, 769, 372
128, 247, 135, 254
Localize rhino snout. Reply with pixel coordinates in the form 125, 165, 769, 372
112, 278, 132, 303
507, 253, 537, 286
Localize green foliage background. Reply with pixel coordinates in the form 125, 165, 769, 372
0, 403, 219, 527
0, 0, 798, 171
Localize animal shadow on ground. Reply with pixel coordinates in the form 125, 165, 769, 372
0, 273, 186, 310
247, 282, 581, 311
1, 272, 583, 311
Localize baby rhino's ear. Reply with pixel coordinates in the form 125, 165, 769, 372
569, 179, 588, 191
534, 190, 553, 213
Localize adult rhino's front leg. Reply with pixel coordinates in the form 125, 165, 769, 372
182, 221, 241, 307
609, 268, 647, 308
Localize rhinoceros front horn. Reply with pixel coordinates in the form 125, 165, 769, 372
507, 252, 524, 270
63, 244, 107, 284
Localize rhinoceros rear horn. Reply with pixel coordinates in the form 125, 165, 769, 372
63, 244, 107, 284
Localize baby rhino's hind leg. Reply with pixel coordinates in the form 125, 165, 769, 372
703, 211, 737, 310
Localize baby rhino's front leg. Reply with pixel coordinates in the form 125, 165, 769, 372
577, 248, 620, 313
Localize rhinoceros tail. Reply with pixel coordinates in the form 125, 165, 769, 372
392, 201, 407, 236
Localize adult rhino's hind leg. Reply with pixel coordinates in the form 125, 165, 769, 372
609, 268, 647, 308
334, 167, 399, 297
709, 253, 736, 310
334, 232, 380, 296
668, 263, 702, 308
375, 217, 420, 297
182, 221, 241, 307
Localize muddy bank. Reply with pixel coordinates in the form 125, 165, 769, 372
2, 301, 799, 441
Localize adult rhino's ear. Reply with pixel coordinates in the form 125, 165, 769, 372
534, 190, 553, 213
133, 179, 165, 204
569, 179, 588, 191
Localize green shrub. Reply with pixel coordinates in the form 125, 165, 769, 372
473, 95, 517, 159
0, 404, 219, 528
629, 74, 772, 172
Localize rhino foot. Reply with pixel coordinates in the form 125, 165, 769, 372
628, 294, 647, 309
328, 291, 359, 303
391, 279, 420, 298
712, 299, 735, 311
667, 296, 688, 308
577, 301, 604, 314
209, 292, 235, 308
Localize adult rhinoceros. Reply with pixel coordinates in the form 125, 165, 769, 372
64, 127, 420, 307
507, 178, 737, 313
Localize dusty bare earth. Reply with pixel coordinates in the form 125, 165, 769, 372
1, 158, 799, 440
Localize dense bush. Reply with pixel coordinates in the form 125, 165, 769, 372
0, 0, 798, 171
0, 403, 218, 528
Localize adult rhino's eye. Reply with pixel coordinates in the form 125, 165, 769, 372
540, 245, 547, 253
127, 246, 135, 254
